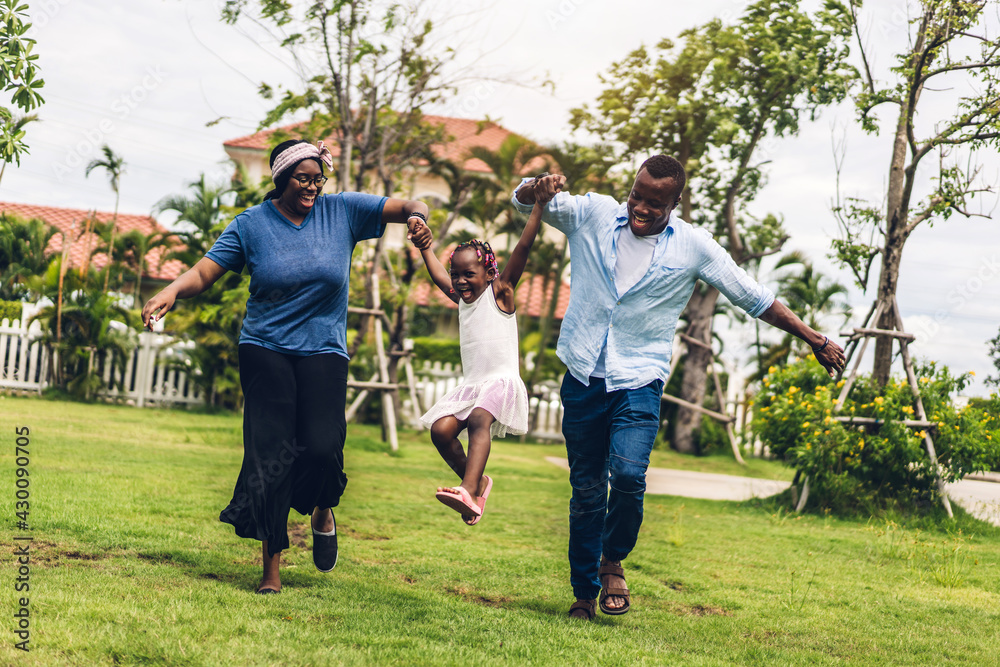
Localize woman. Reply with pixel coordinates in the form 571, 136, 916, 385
142, 139, 430, 594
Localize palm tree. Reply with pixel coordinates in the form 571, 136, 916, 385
85, 145, 126, 292
748, 251, 851, 381
465, 134, 549, 243
30, 290, 138, 399
0, 112, 39, 187
114, 229, 171, 306
0, 213, 56, 301
155, 175, 229, 267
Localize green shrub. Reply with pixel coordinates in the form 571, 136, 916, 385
410, 336, 462, 367
0, 299, 23, 322
751, 358, 1000, 514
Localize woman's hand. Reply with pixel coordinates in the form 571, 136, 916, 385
142, 289, 177, 331
409, 220, 433, 251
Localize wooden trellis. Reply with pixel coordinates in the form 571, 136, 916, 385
344, 270, 421, 452
792, 295, 952, 516
662, 331, 746, 465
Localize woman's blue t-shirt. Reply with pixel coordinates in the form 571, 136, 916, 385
205, 192, 387, 357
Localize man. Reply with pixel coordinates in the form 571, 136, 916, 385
511, 155, 845, 620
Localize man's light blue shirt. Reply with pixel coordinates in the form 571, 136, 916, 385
512, 184, 774, 391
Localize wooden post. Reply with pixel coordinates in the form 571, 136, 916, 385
891, 297, 952, 518
371, 271, 399, 452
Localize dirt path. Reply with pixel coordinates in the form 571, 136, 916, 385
544, 457, 1000, 526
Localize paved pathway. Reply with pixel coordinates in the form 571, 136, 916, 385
544, 456, 1000, 525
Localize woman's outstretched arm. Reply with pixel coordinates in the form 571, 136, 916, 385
141, 257, 227, 330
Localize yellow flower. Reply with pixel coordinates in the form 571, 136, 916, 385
813, 430, 822, 438
788, 386, 800, 395
970, 371, 976, 376
836, 379, 845, 388
823, 416, 832, 425
824, 430, 831, 435
802, 421, 811, 429
920, 377, 930, 384
916, 430, 926, 438
901, 406, 914, 415
874, 397, 884, 405
768, 366, 777, 375
859, 440, 865, 450
806, 443, 812, 449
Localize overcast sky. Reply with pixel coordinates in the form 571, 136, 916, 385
6, 0, 1000, 394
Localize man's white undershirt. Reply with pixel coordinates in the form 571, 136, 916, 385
591, 226, 660, 378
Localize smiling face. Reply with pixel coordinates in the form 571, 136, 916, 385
449, 247, 495, 303
278, 159, 324, 218
627, 168, 682, 237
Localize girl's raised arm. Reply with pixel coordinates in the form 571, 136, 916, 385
412, 223, 459, 304
499, 200, 546, 289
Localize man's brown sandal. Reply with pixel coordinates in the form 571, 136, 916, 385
568, 598, 597, 620
598, 562, 631, 615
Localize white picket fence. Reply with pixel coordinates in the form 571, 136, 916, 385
0, 317, 203, 407
406, 360, 566, 441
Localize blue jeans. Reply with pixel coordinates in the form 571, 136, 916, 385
561, 373, 663, 601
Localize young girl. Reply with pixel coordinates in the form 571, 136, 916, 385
411, 193, 552, 524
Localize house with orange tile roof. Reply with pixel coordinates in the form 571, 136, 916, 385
0, 201, 185, 305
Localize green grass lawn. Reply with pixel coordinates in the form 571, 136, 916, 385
2, 394, 999, 666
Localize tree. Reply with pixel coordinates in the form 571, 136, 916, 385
85, 145, 126, 293
155, 175, 231, 267
832, 0, 1000, 387
987, 329, 1000, 390
0, 0, 44, 180
0, 212, 55, 300
0, 111, 36, 186
113, 228, 171, 305
221, 0, 456, 194
31, 289, 138, 399
571, 0, 854, 453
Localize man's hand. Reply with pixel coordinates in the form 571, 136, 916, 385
812, 336, 847, 378
534, 174, 566, 204
517, 173, 567, 205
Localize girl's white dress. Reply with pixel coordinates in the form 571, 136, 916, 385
420, 284, 529, 438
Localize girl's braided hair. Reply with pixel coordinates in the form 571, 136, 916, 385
450, 239, 499, 276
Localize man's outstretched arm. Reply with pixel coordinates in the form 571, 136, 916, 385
759, 300, 846, 377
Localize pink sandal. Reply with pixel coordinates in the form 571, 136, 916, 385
465, 475, 493, 526
435, 486, 482, 518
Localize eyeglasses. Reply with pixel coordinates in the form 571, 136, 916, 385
291, 175, 328, 187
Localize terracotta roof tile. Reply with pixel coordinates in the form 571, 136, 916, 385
0, 201, 185, 281
224, 115, 539, 175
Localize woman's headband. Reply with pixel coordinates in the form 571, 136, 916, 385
270, 141, 334, 181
